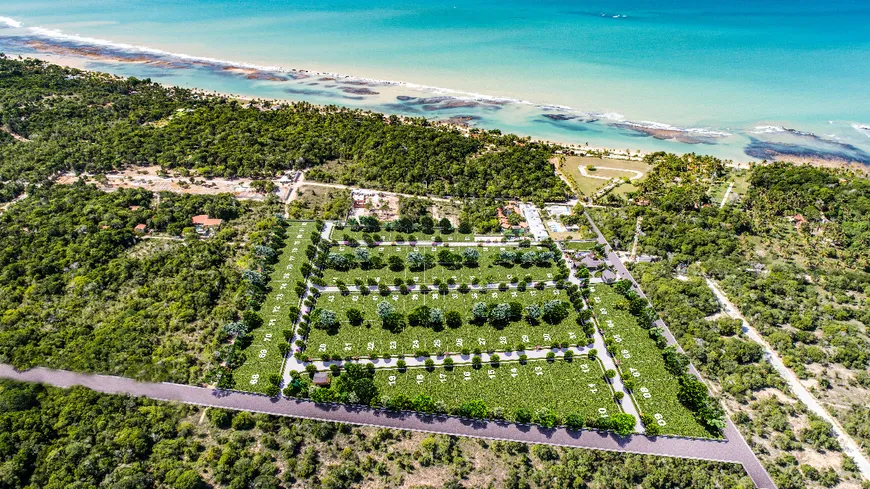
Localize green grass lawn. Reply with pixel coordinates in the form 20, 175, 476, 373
322, 244, 559, 285
374, 357, 620, 422
562, 241, 598, 251
234, 221, 317, 393
306, 288, 588, 358
589, 284, 711, 438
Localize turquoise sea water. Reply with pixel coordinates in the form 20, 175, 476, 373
1, 0, 869, 163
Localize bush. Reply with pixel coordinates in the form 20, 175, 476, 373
231, 411, 256, 430
425, 358, 435, 370
471, 356, 482, 368
490, 354, 500, 365
515, 407, 533, 423
563, 350, 574, 362
397, 359, 407, 371
546, 352, 556, 361
564, 413, 585, 430
443, 357, 454, 370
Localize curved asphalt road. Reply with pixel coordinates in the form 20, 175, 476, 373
0, 364, 774, 488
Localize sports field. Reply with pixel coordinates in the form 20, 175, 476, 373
374, 357, 619, 422
306, 288, 589, 357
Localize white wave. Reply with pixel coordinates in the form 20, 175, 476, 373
852, 124, 870, 138
0, 16, 23, 28
751, 125, 786, 134
622, 120, 731, 138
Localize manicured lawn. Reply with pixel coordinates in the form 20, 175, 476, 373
306, 288, 589, 358
374, 357, 620, 422
321, 244, 559, 285
590, 284, 711, 437
235, 221, 317, 393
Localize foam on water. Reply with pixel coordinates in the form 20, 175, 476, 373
0, 16, 22, 28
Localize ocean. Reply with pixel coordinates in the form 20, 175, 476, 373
1, 0, 869, 164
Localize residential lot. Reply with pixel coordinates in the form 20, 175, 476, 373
233, 221, 316, 393
590, 284, 710, 437
375, 358, 619, 421
321, 244, 558, 285
307, 288, 587, 358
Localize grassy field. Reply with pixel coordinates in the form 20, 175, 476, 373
562, 241, 598, 251
590, 284, 711, 437
560, 156, 651, 197
321, 244, 559, 285
374, 357, 620, 422
306, 288, 588, 357
234, 221, 317, 393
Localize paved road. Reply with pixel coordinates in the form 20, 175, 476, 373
582, 212, 776, 488
0, 363, 773, 488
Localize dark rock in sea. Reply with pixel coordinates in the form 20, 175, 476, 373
542, 114, 578, 121
441, 115, 482, 126
339, 87, 380, 95
612, 123, 717, 145
396, 95, 418, 101
744, 138, 870, 165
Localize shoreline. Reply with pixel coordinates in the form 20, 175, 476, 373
4, 49, 870, 175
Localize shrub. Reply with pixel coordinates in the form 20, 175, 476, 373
515, 407, 533, 423
563, 350, 574, 362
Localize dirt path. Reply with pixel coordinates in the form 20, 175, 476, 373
719, 182, 734, 208
705, 278, 870, 481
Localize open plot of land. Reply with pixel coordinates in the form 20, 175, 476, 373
287, 185, 352, 220
563, 241, 598, 251
322, 244, 558, 285
374, 358, 619, 421
307, 288, 586, 357
331, 226, 484, 243
234, 221, 317, 392
560, 156, 651, 197
590, 284, 710, 438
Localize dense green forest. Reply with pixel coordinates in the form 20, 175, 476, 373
0, 56, 569, 202
0, 183, 281, 383
0, 379, 755, 489
590, 155, 870, 489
